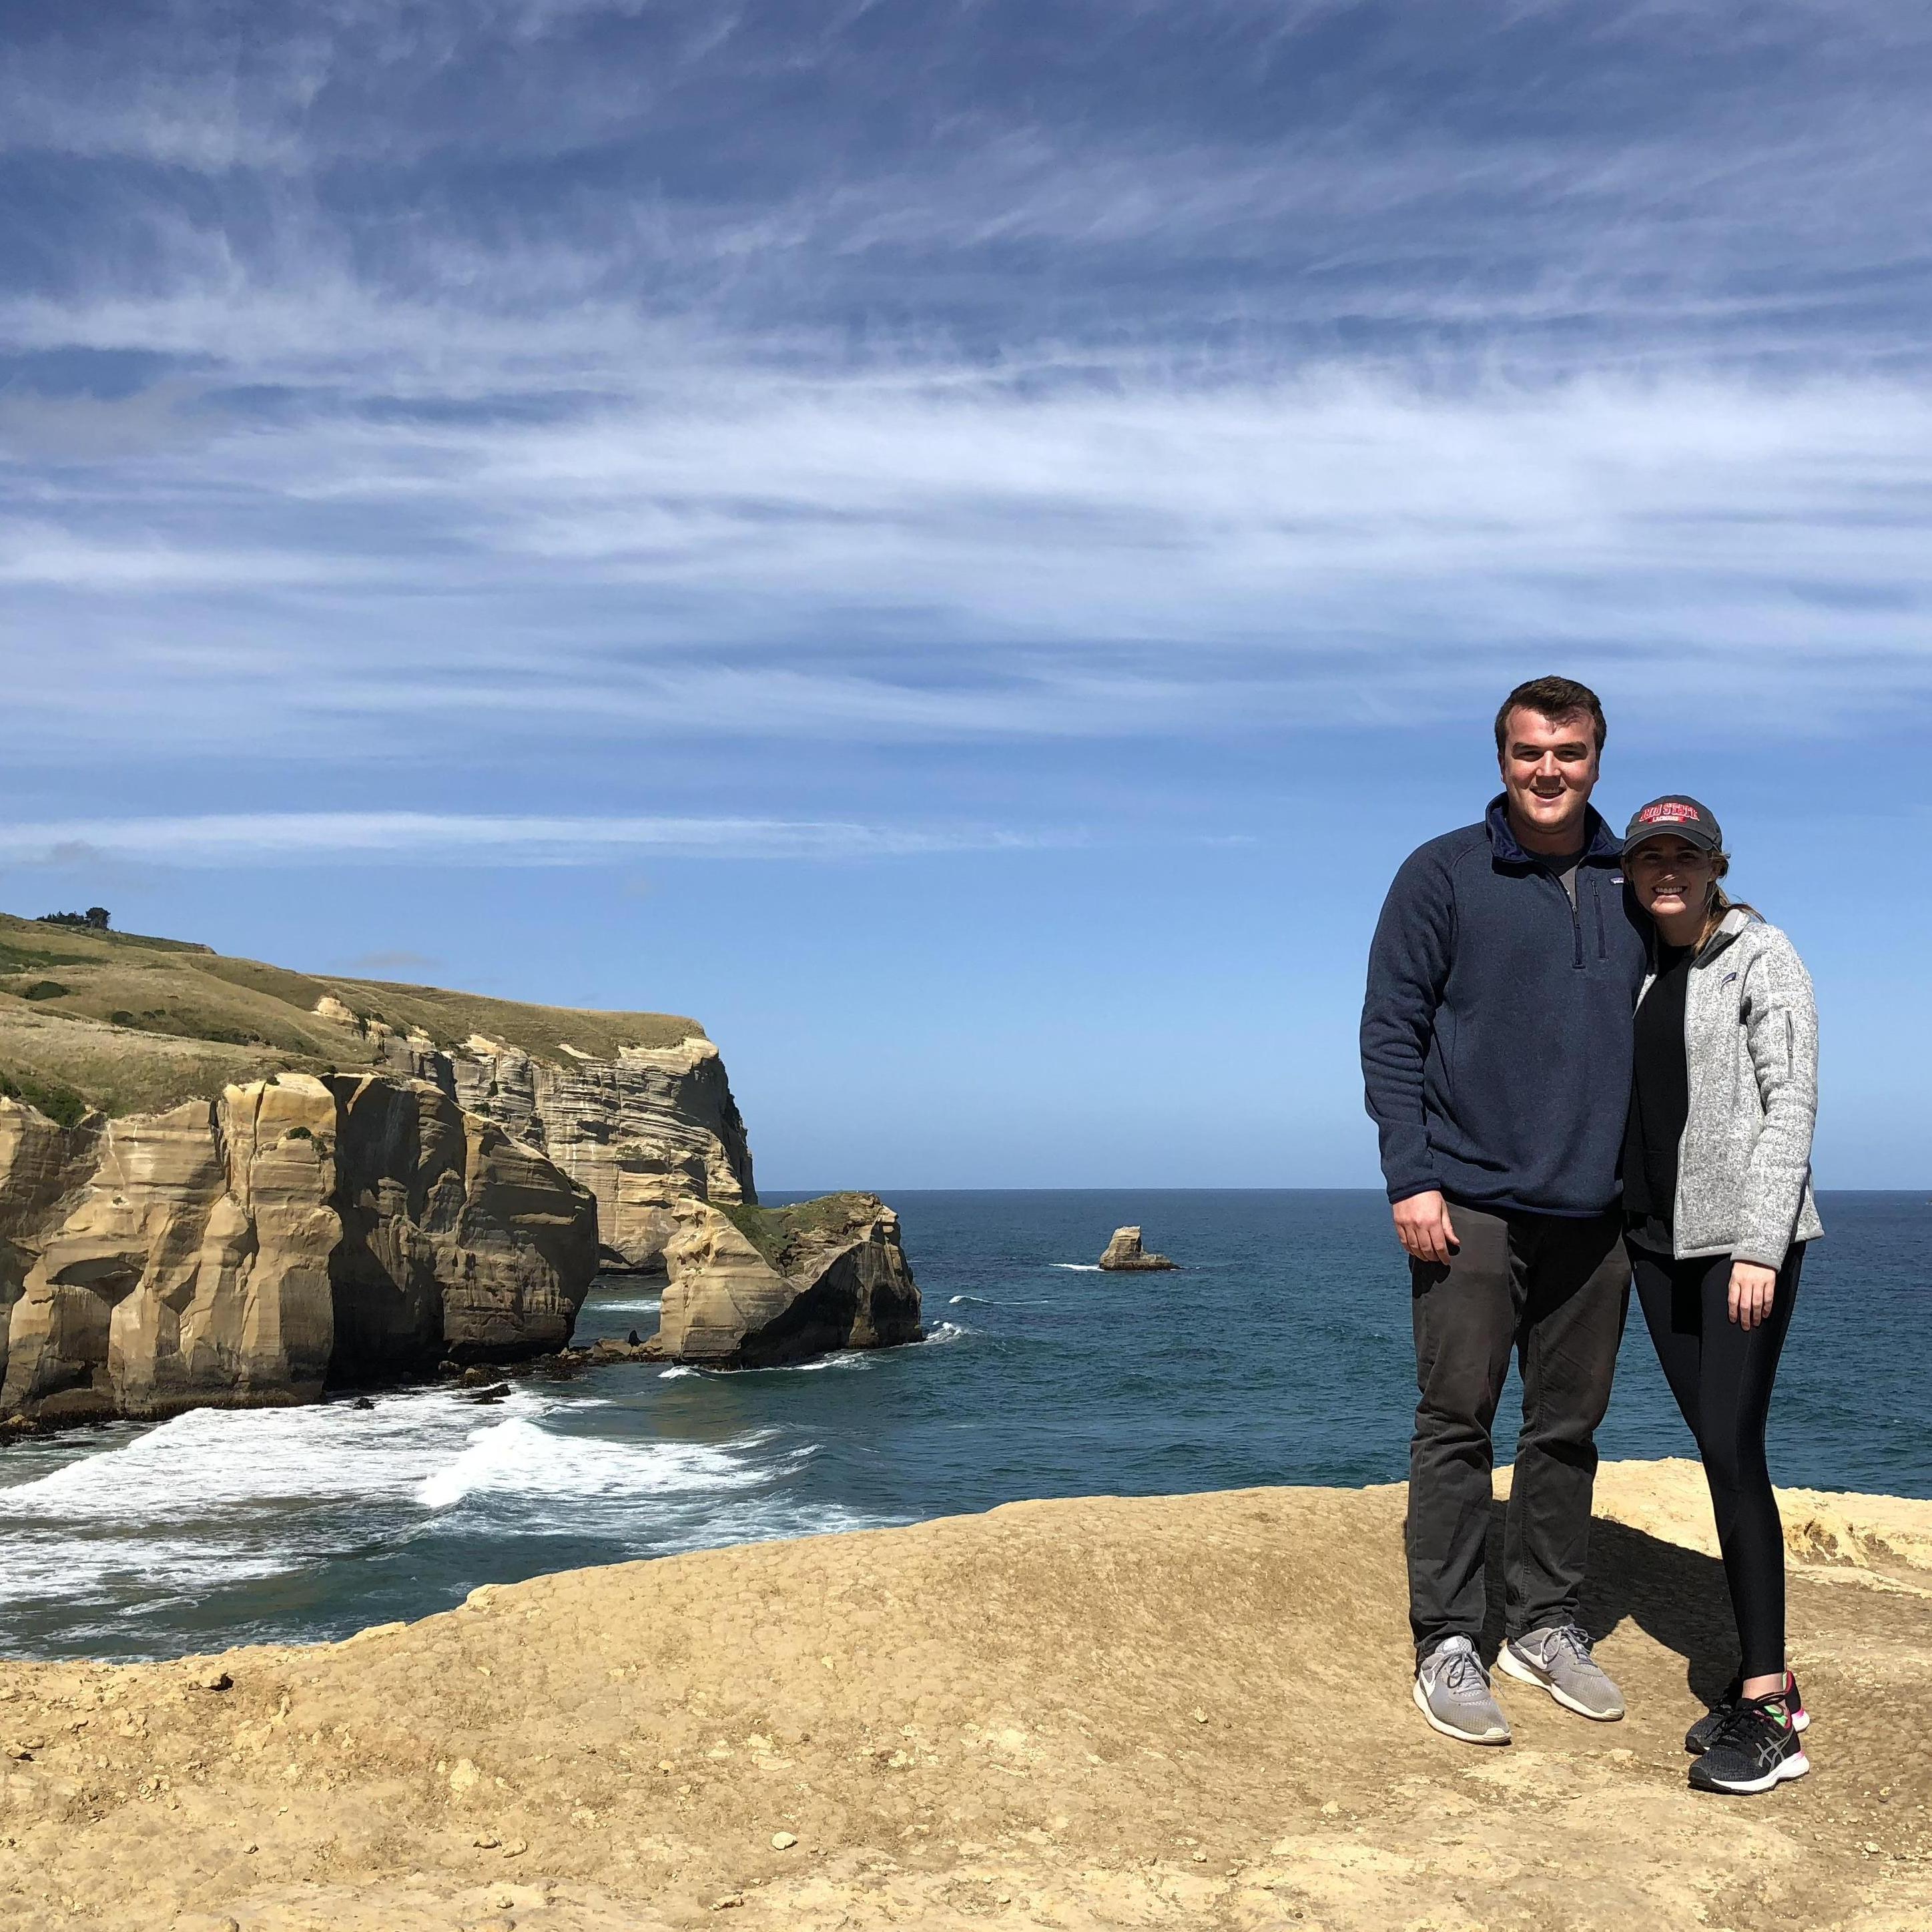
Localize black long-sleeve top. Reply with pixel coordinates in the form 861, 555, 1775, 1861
1622, 942, 1694, 1250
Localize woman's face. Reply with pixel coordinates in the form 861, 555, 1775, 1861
1627, 835, 1715, 922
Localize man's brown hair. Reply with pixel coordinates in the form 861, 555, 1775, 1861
1493, 675, 1606, 755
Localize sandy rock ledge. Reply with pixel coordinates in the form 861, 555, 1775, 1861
0, 1459, 1925, 1932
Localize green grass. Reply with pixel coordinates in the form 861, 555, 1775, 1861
717, 1194, 882, 1272
0, 908, 709, 1122
0, 942, 96, 974
0, 1065, 90, 1131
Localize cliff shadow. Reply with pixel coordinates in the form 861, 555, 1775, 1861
1478, 1499, 1739, 1706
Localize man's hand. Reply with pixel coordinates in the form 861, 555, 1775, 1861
1393, 1191, 1459, 1266
1728, 1261, 1778, 1330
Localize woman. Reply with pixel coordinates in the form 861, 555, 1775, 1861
1619, 795, 1822, 1795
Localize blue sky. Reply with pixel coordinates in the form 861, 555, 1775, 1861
1, 0, 1928, 1187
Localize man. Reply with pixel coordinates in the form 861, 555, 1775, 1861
1361, 675, 1648, 1745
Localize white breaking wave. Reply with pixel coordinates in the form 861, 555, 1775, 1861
922, 1321, 969, 1345
0, 1388, 524, 1523
1052, 1263, 1103, 1271
416, 1417, 791, 1510
786, 1349, 874, 1373
0, 1389, 545, 1614
0, 1385, 822, 1624
584, 1295, 663, 1314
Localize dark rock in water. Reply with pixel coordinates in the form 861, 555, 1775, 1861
588, 1335, 653, 1362
352, 1396, 376, 1411
464, 1383, 512, 1403
1098, 1226, 1177, 1271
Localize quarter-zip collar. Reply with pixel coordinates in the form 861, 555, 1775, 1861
1484, 793, 1622, 868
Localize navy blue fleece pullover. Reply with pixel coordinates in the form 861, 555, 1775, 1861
1360, 796, 1648, 1217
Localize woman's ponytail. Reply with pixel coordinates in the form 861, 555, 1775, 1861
1700, 853, 1758, 946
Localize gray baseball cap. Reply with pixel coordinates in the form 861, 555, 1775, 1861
1623, 794, 1723, 858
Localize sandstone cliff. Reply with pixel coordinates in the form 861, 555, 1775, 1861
384, 1030, 755, 1272
654, 1192, 922, 1366
1, 1460, 1924, 1932
0, 1073, 596, 1424
0, 908, 905, 1401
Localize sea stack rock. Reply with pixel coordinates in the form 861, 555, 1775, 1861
653, 1193, 922, 1367
1098, 1225, 1177, 1271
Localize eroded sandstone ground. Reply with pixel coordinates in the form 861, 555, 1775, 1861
0, 1460, 1925, 1932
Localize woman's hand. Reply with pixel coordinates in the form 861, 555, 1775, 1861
1728, 1261, 1779, 1330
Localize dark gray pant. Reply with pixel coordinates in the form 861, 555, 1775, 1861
1407, 1201, 1630, 1658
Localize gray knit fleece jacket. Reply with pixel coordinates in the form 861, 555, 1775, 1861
1643, 907, 1823, 1268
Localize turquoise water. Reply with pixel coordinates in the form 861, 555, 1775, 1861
0, 1189, 1923, 1662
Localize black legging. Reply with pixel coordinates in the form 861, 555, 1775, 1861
1630, 1241, 1804, 1680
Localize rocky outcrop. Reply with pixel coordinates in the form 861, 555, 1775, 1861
380, 1033, 755, 1273
1098, 1225, 1176, 1271
0, 1074, 597, 1423
653, 1192, 922, 1367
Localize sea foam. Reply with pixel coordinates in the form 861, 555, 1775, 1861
417, 1417, 786, 1510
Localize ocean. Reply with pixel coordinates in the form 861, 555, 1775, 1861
1, 1189, 1925, 1663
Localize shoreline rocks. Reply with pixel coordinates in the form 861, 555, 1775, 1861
652, 1193, 922, 1367
1098, 1225, 1177, 1271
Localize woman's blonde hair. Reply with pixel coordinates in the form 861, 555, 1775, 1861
1699, 852, 1758, 948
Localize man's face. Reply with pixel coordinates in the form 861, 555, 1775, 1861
1498, 706, 1600, 847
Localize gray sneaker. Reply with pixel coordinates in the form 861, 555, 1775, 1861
1413, 1636, 1512, 1745
1497, 1622, 1625, 1721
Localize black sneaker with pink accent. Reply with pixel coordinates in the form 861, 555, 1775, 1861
1686, 1670, 1808, 1754
1687, 1693, 1809, 1795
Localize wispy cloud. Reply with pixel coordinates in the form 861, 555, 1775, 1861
1, 0, 1929, 785
3, 364, 1929, 757
0, 813, 1078, 866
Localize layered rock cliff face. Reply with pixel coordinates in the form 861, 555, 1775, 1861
654, 1192, 922, 1367
369, 1030, 755, 1274
0, 1074, 597, 1424
451, 1036, 753, 1273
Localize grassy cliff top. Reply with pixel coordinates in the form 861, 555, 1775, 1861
0, 911, 705, 1123
717, 1194, 888, 1273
